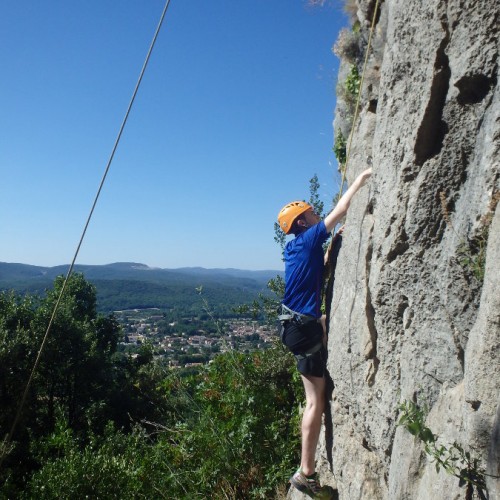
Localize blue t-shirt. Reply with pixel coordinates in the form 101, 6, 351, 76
283, 221, 329, 318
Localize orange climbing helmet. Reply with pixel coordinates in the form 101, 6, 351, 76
277, 201, 312, 234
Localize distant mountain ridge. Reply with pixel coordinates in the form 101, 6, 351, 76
0, 261, 282, 284
0, 262, 283, 313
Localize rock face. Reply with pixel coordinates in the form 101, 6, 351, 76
293, 0, 499, 499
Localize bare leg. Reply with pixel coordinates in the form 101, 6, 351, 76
300, 374, 325, 476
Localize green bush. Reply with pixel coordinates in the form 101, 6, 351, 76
333, 131, 347, 167
2, 275, 303, 498
156, 346, 301, 498
26, 422, 150, 499
345, 64, 361, 98
398, 400, 488, 499
19, 345, 301, 499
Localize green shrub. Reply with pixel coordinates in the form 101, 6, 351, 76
25, 421, 151, 499
398, 400, 488, 499
345, 64, 361, 98
21, 345, 301, 499
333, 131, 347, 167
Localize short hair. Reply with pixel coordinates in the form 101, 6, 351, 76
290, 214, 306, 235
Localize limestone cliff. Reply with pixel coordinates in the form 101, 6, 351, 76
293, 0, 499, 498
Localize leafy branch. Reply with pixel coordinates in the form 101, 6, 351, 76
397, 400, 490, 499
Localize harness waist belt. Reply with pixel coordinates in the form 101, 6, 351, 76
278, 304, 317, 325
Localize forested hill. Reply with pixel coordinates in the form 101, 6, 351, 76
0, 262, 283, 313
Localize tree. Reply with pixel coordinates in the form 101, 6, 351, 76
0, 274, 124, 492
0, 292, 40, 492
29, 274, 122, 432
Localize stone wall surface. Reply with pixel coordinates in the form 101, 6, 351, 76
289, 0, 499, 498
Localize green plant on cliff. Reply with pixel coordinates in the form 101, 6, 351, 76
456, 226, 489, 282
440, 190, 499, 284
333, 131, 347, 170
397, 400, 488, 499
334, 63, 361, 136
458, 191, 499, 282
345, 64, 361, 99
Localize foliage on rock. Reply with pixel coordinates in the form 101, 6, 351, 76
398, 400, 489, 499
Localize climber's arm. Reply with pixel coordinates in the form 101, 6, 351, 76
323, 168, 372, 233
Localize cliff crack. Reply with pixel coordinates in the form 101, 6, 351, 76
414, 22, 451, 166
387, 226, 409, 263
365, 241, 379, 386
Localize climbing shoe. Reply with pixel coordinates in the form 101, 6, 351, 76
290, 468, 333, 499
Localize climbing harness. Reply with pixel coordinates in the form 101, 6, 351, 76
278, 303, 318, 326
0, 0, 173, 468
278, 304, 323, 361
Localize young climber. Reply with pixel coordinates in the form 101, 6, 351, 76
277, 167, 372, 498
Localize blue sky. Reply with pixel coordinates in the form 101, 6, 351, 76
1, 0, 348, 271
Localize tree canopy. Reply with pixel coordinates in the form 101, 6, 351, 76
0, 274, 301, 498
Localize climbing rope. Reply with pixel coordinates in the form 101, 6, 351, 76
324, 0, 381, 327
0, 0, 173, 467
337, 0, 381, 198
324, 0, 382, 437
325, 0, 381, 265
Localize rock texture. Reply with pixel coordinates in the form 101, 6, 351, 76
291, 0, 499, 498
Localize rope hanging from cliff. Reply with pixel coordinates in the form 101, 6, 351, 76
323, 1, 383, 423
0, 0, 173, 467
338, 0, 381, 198
324, 0, 381, 271
324, 0, 381, 327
